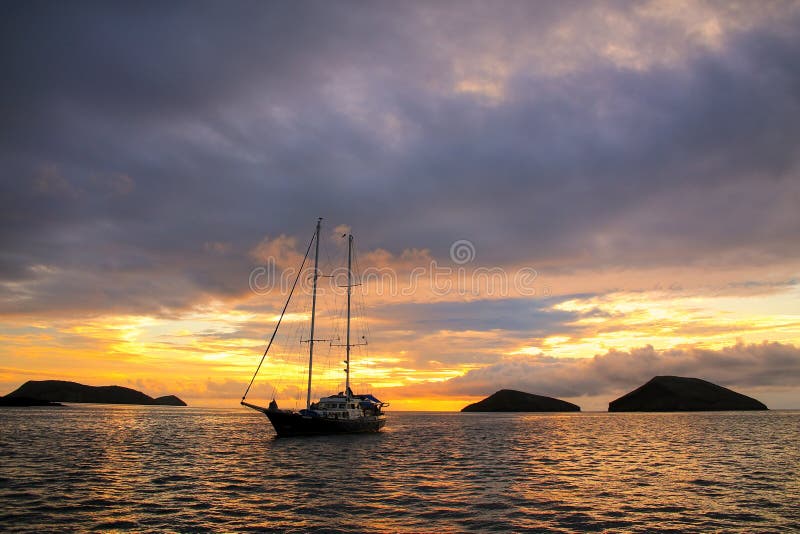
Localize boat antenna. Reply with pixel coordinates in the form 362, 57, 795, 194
305, 217, 323, 410
240, 221, 317, 403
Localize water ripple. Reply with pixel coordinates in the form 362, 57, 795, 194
1, 407, 798, 532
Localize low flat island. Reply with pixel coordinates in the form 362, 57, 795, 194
0, 396, 64, 407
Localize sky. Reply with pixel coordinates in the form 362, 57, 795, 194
1, 0, 799, 410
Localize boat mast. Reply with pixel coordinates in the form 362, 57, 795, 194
345, 233, 353, 398
306, 217, 322, 410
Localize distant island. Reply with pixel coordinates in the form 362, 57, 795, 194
462, 389, 581, 412
3, 380, 187, 406
609, 376, 767, 412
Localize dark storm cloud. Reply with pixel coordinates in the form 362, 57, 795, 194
1, 1, 800, 314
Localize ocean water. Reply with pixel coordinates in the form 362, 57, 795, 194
1, 406, 798, 532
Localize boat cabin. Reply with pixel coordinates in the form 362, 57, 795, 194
313, 395, 364, 419
308, 393, 385, 419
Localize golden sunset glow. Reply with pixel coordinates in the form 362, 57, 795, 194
3, 258, 798, 411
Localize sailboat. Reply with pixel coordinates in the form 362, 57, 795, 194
241, 218, 388, 436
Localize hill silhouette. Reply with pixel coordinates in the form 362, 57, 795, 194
609, 376, 767, 411
462, 389, 580, 412
5, 380, 187, 406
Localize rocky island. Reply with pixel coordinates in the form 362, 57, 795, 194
462, 389, 581, 412
609, 376, 767, 412
3, 380, 187, 406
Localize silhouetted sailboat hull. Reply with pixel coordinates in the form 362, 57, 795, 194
265, 411, 386, 437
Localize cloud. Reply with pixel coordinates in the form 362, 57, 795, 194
427, 341, 800, 400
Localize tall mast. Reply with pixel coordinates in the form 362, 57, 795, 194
345, 233, 353, 397
306, 217, 322, 410
241, 224, 316, 405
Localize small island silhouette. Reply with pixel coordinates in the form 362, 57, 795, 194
462, 389, 581, 412
1, 380, 187, 407
609, 376, 767, 411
